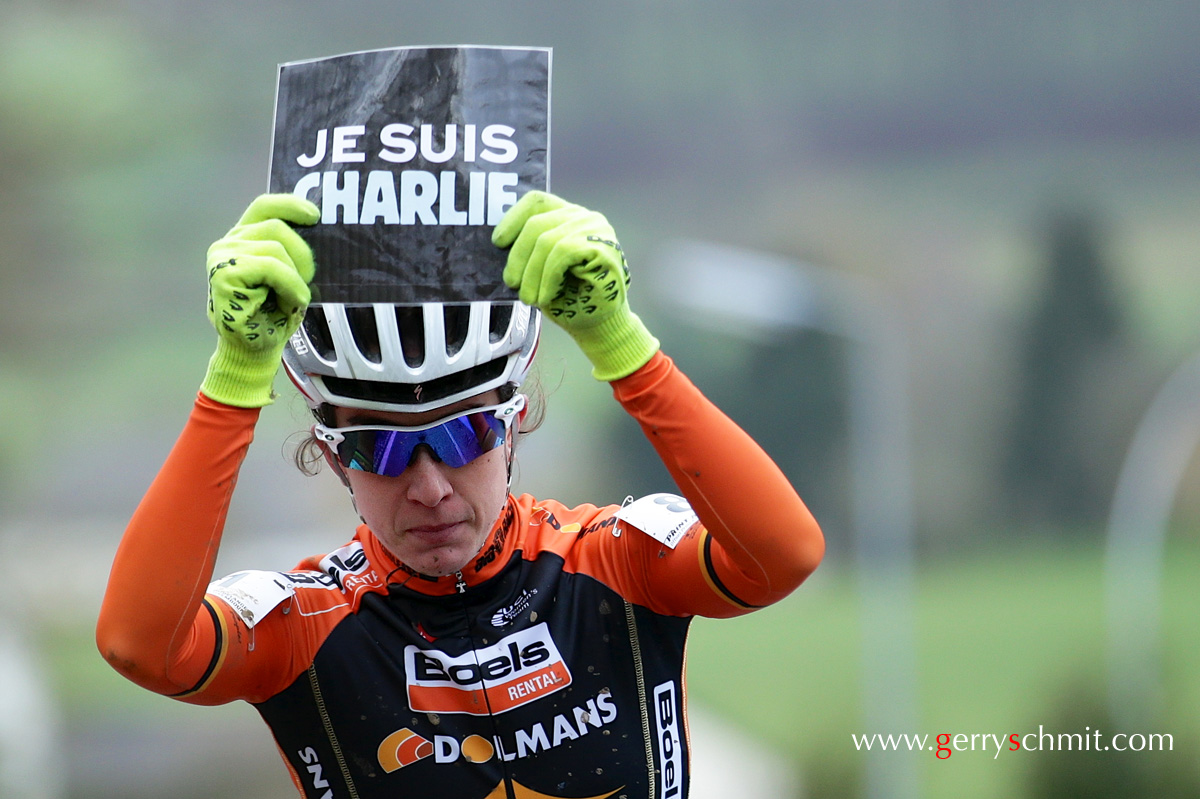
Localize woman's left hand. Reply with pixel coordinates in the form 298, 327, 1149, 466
493, 191, 659, 381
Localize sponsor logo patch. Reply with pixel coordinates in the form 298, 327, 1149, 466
490, 588, 538, 628
297, 746, 335, 798
654, 681, 683, 798
404, 622, 571, 716
376, 688, 619, 772
318, 541, 376, 590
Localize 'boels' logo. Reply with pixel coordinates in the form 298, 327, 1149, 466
404, 622, 571, 716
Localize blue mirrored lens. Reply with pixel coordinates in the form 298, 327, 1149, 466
337, 411, 506, 476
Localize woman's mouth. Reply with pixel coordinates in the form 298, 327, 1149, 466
406, 521, 465, 539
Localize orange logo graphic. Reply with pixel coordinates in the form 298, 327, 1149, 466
460, 734, 495, 763
377, 728, 433, 772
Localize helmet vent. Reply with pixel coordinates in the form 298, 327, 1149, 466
346, 305, 382, 364
488, 303, 513, 343
287, 301, 539, 413
303, 312, 337, 361
324, 357, 508, 406
395, 306, 425, 368
444, 304, 470, 357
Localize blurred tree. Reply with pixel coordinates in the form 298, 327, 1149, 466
1001, 207, 1127, 528
1025, 684, 1200, 799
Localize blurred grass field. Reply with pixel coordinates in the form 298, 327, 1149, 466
685, 538, 1200, 798
34, 537, 1200, 798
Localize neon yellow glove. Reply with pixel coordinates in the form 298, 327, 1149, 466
492, 191, 659, 381
200, 194, 319, 407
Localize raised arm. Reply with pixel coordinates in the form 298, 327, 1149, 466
494, 192, 823, 617
612, 350, 824, 614
96, 194, 319, 694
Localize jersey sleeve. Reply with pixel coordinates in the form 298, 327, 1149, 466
95, 393, 359, 705
95, 394, 278, 701
597, 351, 824, 618
179, 566, 361, 705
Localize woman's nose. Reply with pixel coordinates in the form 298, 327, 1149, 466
404, 446, 454, 506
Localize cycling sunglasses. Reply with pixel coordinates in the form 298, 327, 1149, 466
313, 394, 526, 477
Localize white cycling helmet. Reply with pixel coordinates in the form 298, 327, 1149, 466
283, 300, 540, 414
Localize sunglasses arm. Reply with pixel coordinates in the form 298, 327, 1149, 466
312, 426, 352, 489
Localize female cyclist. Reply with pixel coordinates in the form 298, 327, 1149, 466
97, 189, 824, 799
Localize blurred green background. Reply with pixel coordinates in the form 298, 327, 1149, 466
2, 1, 1199, 797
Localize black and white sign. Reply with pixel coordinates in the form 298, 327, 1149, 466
268, 45, 550, 304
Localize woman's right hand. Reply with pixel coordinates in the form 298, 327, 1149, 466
200, 193, 319, 407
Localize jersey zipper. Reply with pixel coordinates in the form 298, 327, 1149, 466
625, 600, 656, 797
451, 569, 516, 799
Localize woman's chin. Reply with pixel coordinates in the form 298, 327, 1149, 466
401, 536, 476, 577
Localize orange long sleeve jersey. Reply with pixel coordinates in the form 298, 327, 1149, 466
97, 351, 823, 799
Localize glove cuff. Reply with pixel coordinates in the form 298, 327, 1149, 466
570, 311, 661, 382
200, 338, 285, 408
